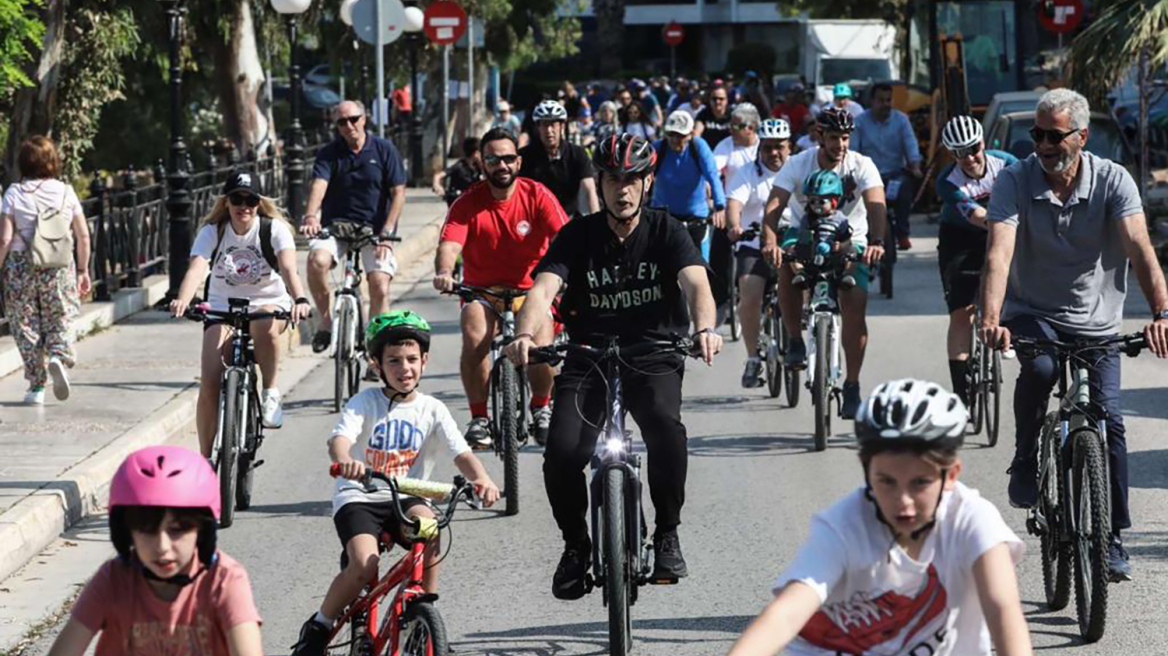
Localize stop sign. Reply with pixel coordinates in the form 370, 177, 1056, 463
662, 21, 684, 47
1038, 0, 1083, 33
424, 0, 467, 45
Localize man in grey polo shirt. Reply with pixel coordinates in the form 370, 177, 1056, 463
980, 89, 1168, 581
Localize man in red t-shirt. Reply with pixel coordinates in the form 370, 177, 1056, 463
433, 128, 568, 448
771, 83, 811, 136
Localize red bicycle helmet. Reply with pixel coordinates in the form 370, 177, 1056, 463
593, 133, 657, 176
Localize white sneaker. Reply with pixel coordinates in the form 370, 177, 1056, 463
23, 388, 45, 405
48, 357, 71, 401
261, 389, 284, 429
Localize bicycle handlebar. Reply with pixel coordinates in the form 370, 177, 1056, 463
442, 283, 529, 305
328, 464, 475, 532
529, 335, 697, 366
317, 226, 402, 247
181, 303, 293, 325
1012, 332, 1147, 359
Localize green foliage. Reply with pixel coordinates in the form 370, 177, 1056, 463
55, 7, 140, 180
0, 0, 45, 97
780, 0, 905, 23
1068, 0, 1168, 103
727, 43, 777, 78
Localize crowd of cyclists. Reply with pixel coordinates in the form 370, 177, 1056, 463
41, 73, 1168, 655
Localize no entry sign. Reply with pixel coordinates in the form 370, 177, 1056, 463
424, 1, 468, 45
663, 21, 685, 47
1038, 0, 1083, 33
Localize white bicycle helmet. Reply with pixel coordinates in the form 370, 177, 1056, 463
758, 118, 791, 141
855, 379, 967, 450
941, 115, 983, 152
532, 100, 568, 123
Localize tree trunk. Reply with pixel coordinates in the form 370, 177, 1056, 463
593, 0, 624, 76
3, 0, 68, 185
212, 0, 269, 158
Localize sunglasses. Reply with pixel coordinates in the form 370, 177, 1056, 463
711, 96, 728, 102
228, 193, 260, 208
731, 123, 755, 131
1029, 126, 1079, 145
952, 142, 982, 159
335, 115, 363, 127
484, 154, 519, 166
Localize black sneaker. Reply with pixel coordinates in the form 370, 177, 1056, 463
291, 615, 330, 656
840, 381, 862, 420
465, 417, 493, 450
785, 338, 807, 369
312, 330, 332, 354
1007, 459, 1039, 509
552, 539, 591, 600
1108, 535, 1133, 582
653, 530, 688, 579
741, 359, 764, 388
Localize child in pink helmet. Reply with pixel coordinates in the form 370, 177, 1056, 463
46, 446, 263, 656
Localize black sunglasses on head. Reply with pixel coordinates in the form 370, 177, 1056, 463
228, 193, 260, 208
1029, 126, 1079, 145
336, 115, 363, 127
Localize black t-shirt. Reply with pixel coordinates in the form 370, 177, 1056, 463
695, 106, 733, 150
518, 142, 595, 216
534, 208, 707, 344
443, 158, 481, 205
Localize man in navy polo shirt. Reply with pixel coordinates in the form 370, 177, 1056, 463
302, 100, 408, 356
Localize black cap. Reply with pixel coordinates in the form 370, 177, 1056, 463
222, 170, 262, 197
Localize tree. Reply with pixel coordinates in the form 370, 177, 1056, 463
1067, 0, 1168, 102
0, 0, 45, 97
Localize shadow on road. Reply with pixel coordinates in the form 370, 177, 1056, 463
1121, 387, 1168, 420
246, 500, 332, 518
1129, 449, 1168, 489
1117, 529, 1168, 560
456, 615, 750, 655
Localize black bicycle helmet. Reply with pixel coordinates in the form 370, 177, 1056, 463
817, 107, 856, 134
593, 133, 657, 177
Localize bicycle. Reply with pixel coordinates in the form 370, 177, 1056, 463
319, 223, 402, 413
182, 299, 293, 528
531, 336, 695, 656
1015, 332, 1146, 643
445, 283, 530, 516
318, 465, 477, 656
966, 307, 1002, 446
732, 222, 795, 402
787, 241, 858, 451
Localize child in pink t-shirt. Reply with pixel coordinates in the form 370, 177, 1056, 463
47, 446, 263, 656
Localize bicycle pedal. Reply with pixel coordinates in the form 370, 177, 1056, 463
649, 576, 679, 585
252, 459, 266, 469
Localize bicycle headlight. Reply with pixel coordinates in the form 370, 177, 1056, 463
604, 438, 625, 454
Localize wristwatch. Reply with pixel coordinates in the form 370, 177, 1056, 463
869, 238, 884, 247
1155, 309, 1168, 321
295, 297, 311, 306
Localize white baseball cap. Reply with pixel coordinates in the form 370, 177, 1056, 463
497, 100, 511, 112
664, 110, 695, 135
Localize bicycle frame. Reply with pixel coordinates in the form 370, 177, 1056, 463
801, 262, 844, 398
333, 538, 431, 656
212, 299, 263, 467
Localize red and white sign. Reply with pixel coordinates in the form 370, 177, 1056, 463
424, 0, 467, 45
1038, 0, 1083, 33
662, 21, 685, 47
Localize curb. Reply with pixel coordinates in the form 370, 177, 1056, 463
0, 212, 443, 586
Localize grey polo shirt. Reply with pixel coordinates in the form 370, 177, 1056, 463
987, 152, 1143, 336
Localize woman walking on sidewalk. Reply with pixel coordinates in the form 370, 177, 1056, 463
169, 171, 311, 458
0, 136, 92, 405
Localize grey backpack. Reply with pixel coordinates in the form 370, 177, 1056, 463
30, 191, 74, 269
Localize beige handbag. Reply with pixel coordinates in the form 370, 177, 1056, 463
30, 192, 74, 269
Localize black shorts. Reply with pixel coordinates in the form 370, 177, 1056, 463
734, 246, 776, 282
333, 498, 429, 549
937, 223, 987, 313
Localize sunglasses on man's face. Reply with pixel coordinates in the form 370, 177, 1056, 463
1029, 126, 1079, 145
711, 96, 728, 103
229, 193, 260, 208
336, 115, 363, 128
952, 142, 982, 159
731, 123, 755, 132
484, 154, 519, 166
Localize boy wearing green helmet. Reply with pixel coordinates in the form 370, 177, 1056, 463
781, 170, 860, 290
291, 310, 500, 656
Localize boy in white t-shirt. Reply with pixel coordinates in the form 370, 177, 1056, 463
726, 379, 1032, 656
291, 310, 500, 656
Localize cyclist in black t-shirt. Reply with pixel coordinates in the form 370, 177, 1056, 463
505, 133, 722, 601
518, 100, 600, 217
431, 137, 482, 207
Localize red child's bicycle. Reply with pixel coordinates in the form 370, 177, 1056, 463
320, 465, 476, 656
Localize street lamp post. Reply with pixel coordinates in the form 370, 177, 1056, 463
161, 0, 191, 299
272, 0, 312, 222
404, 4, 425, 186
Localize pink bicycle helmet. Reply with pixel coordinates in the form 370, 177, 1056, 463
109, 446, 221, 567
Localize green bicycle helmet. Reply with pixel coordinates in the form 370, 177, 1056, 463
832, 82, 854, 99
802, 169, 844, 198
366, 310, 432, 357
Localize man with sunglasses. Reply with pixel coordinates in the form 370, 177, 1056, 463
694, 84, 734, 149
935, 115, 1017, 406
433, 128, 568, 448
711, 103, 763, 324
980, 89, 1168, 581
301, 100, 408, 359
851, 82, 923, 251
518, 100, 600, 217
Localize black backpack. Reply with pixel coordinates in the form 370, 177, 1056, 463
204, 217, 281, 298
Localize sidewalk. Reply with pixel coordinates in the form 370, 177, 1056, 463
0, 190, 448, 586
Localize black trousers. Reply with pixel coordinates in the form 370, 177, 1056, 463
543, 352, 688, 544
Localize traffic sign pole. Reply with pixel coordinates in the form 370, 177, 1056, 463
671, 46, 676, 79
442, 44, 449, 168
376, 0, 384, 137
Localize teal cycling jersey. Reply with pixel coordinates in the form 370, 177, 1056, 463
935, 149, 1018, 230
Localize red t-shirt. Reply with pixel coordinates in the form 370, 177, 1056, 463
393, 87, 412, 112
440, 178, 568, 289
71, 553, 261, 656
772, 102, 810, 134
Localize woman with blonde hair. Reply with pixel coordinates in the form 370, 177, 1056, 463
0, 135, 92, 405
169, 170, 310, 457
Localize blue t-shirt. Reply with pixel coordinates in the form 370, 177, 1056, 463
311, 132, 407, 230
649, 137, 726, 219
935, 149, 1018, 230
851, 109, 921, 177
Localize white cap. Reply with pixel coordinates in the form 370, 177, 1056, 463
664, 110, 695, 135
497, 100, 511, 112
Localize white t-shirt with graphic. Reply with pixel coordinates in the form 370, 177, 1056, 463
190, 218, 295, 312
773, 482, 1024, 656
330, 389, 471, 514
726, 161, 784, 251
775, 147, 883, 240
713, 137, 759, 193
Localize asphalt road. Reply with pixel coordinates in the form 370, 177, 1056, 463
19, 221, 1168, 655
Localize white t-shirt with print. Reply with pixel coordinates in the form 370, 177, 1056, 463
330, 389, 471, 514
773, 482, 1024, 656
726, 161, 785, 251
190, 218, 295, 312
775, 147, 882, 240
1, 180, 82, 251
713, 137, 759, 193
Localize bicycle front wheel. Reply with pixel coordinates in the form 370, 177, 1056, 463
1071, 429, 1111, 642
499, 361, 521, 516
812, 317, 831, 451
780, 318, 801, 408
218, 370, 243, 529
985, 349, 1002, 447
334, 300, 354, 413
967, 342, 984, 436
764, 305, 781, 399
604, 467, 632, 656
399, 601, 449, 656
1039, 412, 1071, 610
